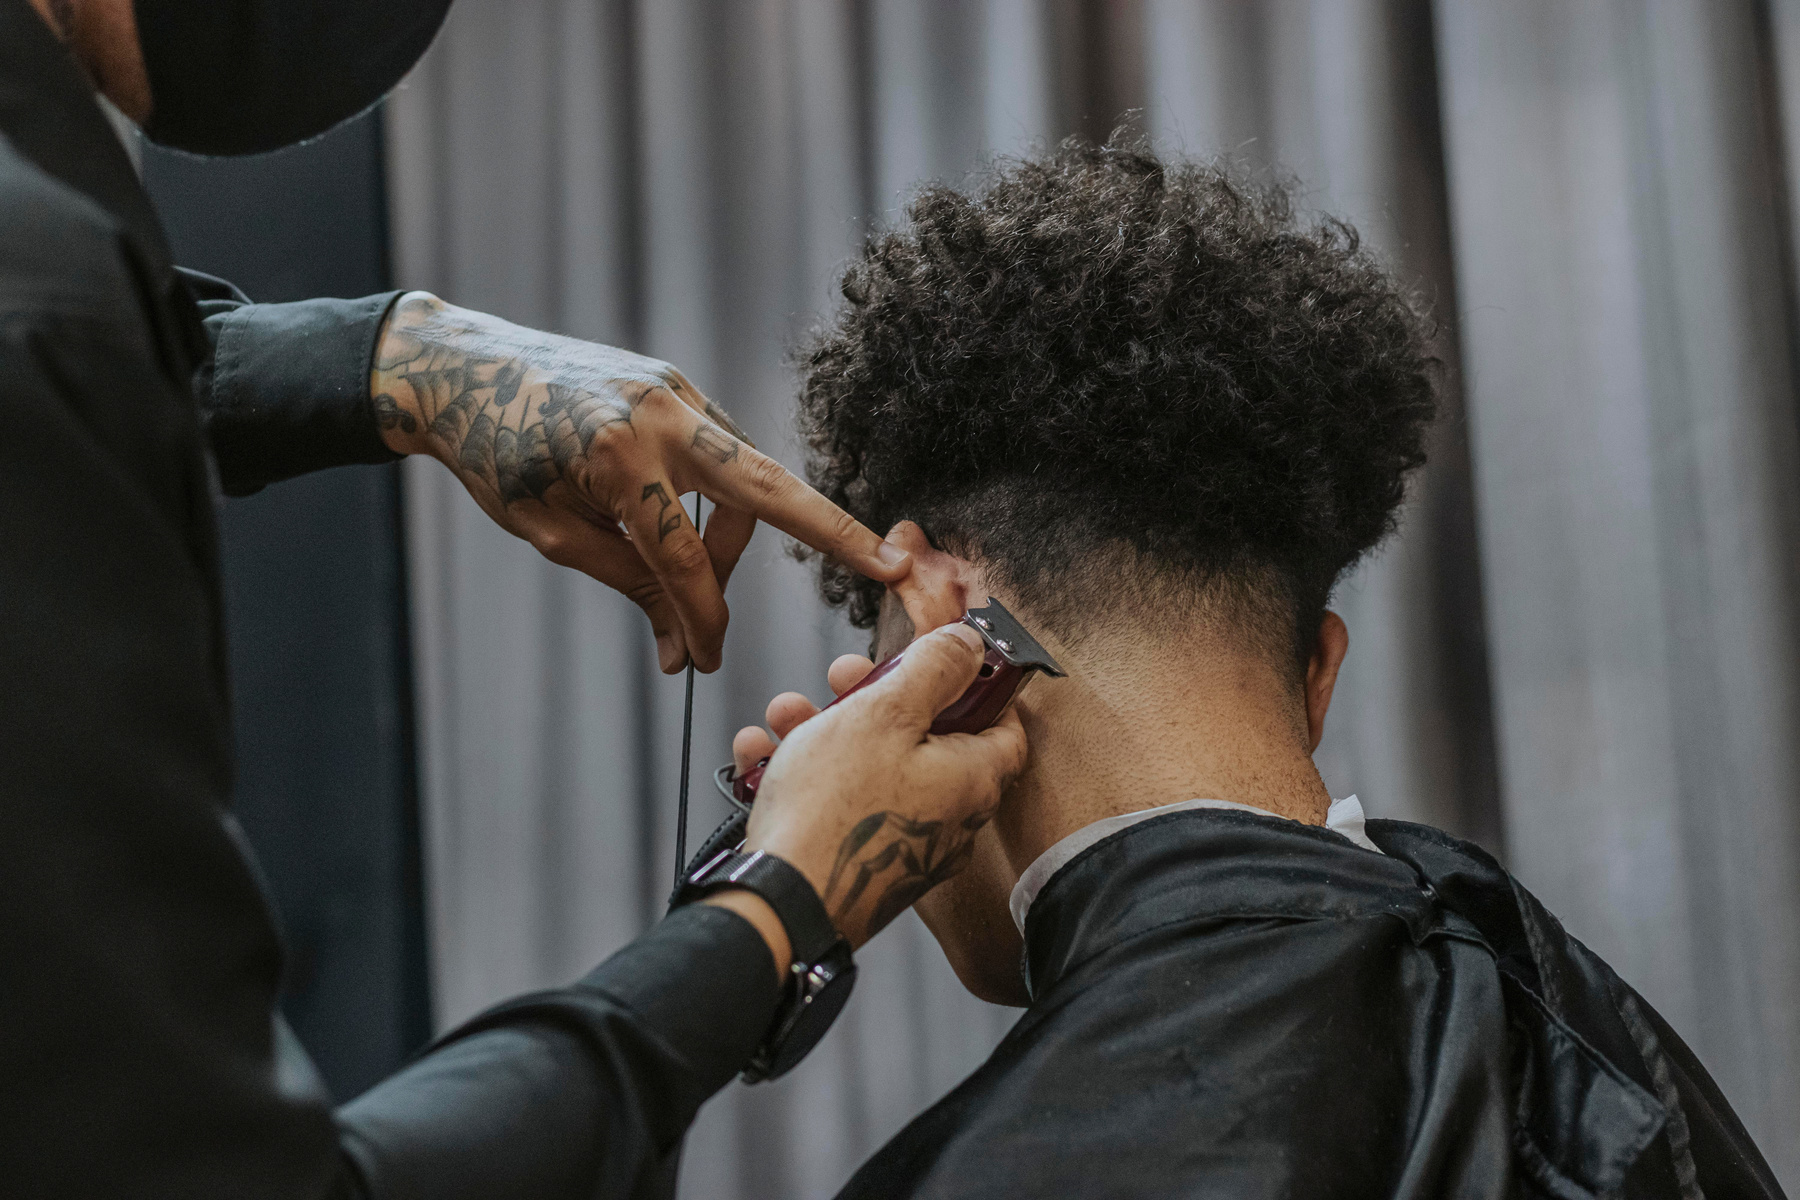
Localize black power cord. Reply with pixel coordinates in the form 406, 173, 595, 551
673, 492, 702, 891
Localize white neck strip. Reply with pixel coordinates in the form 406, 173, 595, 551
1007, 795, 1382, 935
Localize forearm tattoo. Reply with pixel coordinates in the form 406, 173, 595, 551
825, 809, 989, 941
374, 295, 752, 515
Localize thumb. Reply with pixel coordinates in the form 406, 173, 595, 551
919, 705, 1029, 798
964, 706, 1029, 785
865, 622, 987, 730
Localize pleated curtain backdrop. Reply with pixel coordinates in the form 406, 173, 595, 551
386, 2, 1800, 1192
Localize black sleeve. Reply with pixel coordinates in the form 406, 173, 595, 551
338, 905, 781, 1199
0, 200, 776, 1194
179, 268, 405, 496
1633, 993, 1786, 1199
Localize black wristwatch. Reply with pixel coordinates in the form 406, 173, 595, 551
673, 846, 858, 1082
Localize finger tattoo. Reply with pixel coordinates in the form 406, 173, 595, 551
691, 422, 741, 464
641, 481, 684, 542
701, 399, 755, 447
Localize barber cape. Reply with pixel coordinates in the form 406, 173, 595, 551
837, 808, 1782, 1199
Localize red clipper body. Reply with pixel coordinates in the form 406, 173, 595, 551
727, 597, 1063, 808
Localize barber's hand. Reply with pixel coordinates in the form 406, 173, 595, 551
719, 624, 1026, 953
370, 292, 910, 673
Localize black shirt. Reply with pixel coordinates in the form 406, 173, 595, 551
0, 4, 776, 1196
837, 809, 1783, 1199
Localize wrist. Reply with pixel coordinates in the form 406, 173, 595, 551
371, 290, 442, 457
701, 889, 793, 983
742, 823, 854, 944
683, 853, 858, 1082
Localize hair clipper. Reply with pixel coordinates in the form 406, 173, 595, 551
673, 598, 1063, 902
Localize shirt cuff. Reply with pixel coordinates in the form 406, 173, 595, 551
431, 903, 781, 1147
579, 902, 784, 1092
201, 292, 406, 495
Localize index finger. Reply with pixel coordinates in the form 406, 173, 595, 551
688, 440, 911, 585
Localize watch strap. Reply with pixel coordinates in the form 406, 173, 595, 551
673, 848, 841, 965
668, 808, 750, 911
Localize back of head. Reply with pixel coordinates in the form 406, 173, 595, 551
798, 139, 1438, 675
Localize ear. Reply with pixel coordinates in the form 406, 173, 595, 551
1304, 611, 1349, 752
874, 520, 981, 660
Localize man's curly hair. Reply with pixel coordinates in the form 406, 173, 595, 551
798, 138, 1438, 671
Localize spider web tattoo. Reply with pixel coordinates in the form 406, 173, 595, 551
372, 295, 752, 513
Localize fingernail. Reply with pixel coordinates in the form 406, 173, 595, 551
876, 541, 910, 569
947, 624, 984, 652
655, 634, 681, 673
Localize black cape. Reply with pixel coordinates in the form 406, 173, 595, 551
0, 5, 778, 1197
838, 808, 1785, 1199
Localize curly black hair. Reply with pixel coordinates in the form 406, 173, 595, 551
797, 138, 1438, 671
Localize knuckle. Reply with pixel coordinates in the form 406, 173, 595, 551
586, 419, 635, 462
741, 449, 791, 497
1001, 742, 1027, 778
991, 741, 1021, 780
639, 384, 679, 416
623, 578, 666, 612
824, 504, 861, 548
531, 527, 571, 563
915, 633, 967, 679
661, 533, 713, 578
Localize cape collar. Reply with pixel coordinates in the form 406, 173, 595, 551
1009, 795, 1383, 934
1020, 806, 1430, 1001
0, 0, 174, 285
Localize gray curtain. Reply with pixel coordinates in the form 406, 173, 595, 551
1433, 0, 1800, 1169
386, 1, 1800, 1192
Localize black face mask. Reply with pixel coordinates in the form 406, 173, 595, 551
133, 0, 453, 156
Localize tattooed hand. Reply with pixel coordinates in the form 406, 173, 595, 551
371, 292, 912, 672
728, 625, 1028, 947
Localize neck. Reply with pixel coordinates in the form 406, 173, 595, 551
998, 629, 1331, 874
